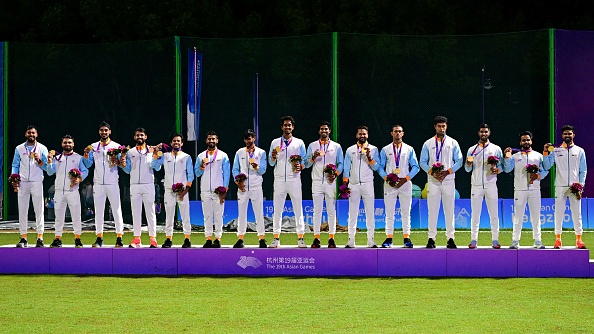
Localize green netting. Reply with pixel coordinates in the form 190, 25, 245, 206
338, 31, 550, 199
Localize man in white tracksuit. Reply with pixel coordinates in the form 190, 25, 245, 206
268, 116, 307, 248
121, 128, 161, 248
195, 131, 230, 248
419, 116, 463, 249
543, 124, 587, 249
153, 134, 194, 248
464, 124, 503, 249
82, 121, 126, 247
46, 134, 89, 248
503, 131, 548, 249
304, 121, 344, 249
231, 129, 268, 248
343, 125, 380, 248
377, 125, 419, 248
11, 125, 49, 248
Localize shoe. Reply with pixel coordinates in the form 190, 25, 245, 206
426, 238, 436, 249
162, 238, 173, 248
35, 239, 44, 248
403, 238, 414, 248
328, 238, 337, 248
203, 239, 213, 248
297, 238, 307, 248
212, 239, 221, 248
533, 240, 545, 249
233, 239, 245, 248
269, 238, 281, 248
345, 238, 355, 248
16, 238, 28, 248
115, 237, 124, 248
75, 238, 83, 248
446, 238, 457, 249
259, 239, 268, 248
50, 238, 62, 248
509, 240, 519, 249
554, 239, 562, 249
381, 238, 393, 248
576, 239, 587, 249
311, 238, 321, 249
367, 240, 378, 248
149, 238, 158, 248
468, 240, 477, 249
182, 238, 192, 248
128, 237, 141, 248
492, 240, 501, 249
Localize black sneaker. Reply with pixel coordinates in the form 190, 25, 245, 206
381, 238, 393, 248
16, 238, 28, 248
203, 239, 213, 248
115, 237, 124, 248
311, 238, 321, 249
36, 238, 44, 248
162, 238, 173, 248
182, 238, 192, 248
50, 238, 62, 248
447, 238, 457, 249
426, 238, 436, 249
233, 239, 244, 248
75, 238, 83, 248
328, 238, 336, 248
212, 239, 221, 248
92, 237, 104, 248
403, 238, 414, 248
259, 239, 268, 248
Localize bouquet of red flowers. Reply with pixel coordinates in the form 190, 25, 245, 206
8, 174, 20, 192
324, 164, 337, 182
570, 183, 584, 200
214, 186, 227, 203
386, 172, 400, 188
289, 155, 302, 173
338, 184, 351, 199
172, 183, 185, 193
107, 148, 121, 167
68, 168, 82, 188
119, 146, 130, 167
235, 173, 247, 192
525, 164, 539, 184
486, 155, 500, 165
431, 162, 444, 175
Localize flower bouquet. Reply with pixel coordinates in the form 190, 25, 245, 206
172, 183, 185, 199
8, 174, 20, 192
487, 155, 499, 174
235, 173, 247, 192
119, 146, 130, 167
106, 148, 121, 167
570, 183, 584, 200
214, 186, 227, 203
68, 168, 82, 188
338, 184, 351, 199
323, 164, 337, 183
289, 154, 302, 173
525, 164, 539, 184
386, 172, 400, 188
431, 162, 444, 175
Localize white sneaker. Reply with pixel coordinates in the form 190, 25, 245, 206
367, 240, 378, 248
509, 240, 519, 249
269, 238, 281, 248
345, 238, 355, 248
533, 240, 545, 249
297, 238, 307, 248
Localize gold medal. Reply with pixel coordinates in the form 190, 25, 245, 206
275, 146, 281, 153
29, 152, 35, 159
547, 145, 555, 152
49, 150, 55, 156
504, 151, 511, 159
86, 145, 94, 152
202, 158, 209, 164
394, 168, 401, 174
157, 151, 163, 157
249, 158, 255, 164
319, 150, 325, 156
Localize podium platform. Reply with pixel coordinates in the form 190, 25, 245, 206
0, 246, 591, 278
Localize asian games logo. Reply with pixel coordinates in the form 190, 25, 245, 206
237, 256, 263, 269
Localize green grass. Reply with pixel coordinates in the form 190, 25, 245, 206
0, 276, 593, 332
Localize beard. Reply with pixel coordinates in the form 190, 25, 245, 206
136, 139, 145, 146
63, 147, 73, 153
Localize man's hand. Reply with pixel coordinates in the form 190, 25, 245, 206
293, 163, 302, 172
312, 150, 321, 160
365, 149, 372, 162
12, 182, 19, 189
119, 156, 126, 166
395, 178, 407, 188
179, 187, 189, 200
529, 172, 538, 182
84, 146, 92, 154
465, 158, 473, 167
250, 162, 259, 170
544, 143, 552, 152
327, 172, 337, 183
271, 148, 278, 161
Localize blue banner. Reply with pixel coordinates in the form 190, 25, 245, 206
501, 198, 589, 229
186, 48, 202, 141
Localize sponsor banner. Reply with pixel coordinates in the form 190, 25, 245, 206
501, 198, 589, 229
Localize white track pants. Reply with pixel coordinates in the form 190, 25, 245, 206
237, 186, 265, 236
93, 184, 124, 235
273, 179, 305, 235
554, 186, 583, 236
312, 181, 337, 235
347, 182, 375, 240
512, 189, 542, 241
164, 190, 191, 236
470, 184, 500, 241
427, 179, 455, 239
54, 191, 82, 236
18, 181, 44, 235
202, 191, 224, 239
130, 183, 157, 237
384, 181, 413, 236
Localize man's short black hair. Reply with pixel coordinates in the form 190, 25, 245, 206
357, 125, 369, 132
206, 131, 217, 138
62, 134, 74, 141
479, 123, 490, 131
25, 125, 37, 131
390, 124, 404, 132
561, 125, 575, 133
99, 121, 111, 129
519, 131, 533, 140
434, 116, 448, 125
135, 127, 146, 134
319, 121, 331, 129
281, 116, 295, 126
171, 133, 183, 142
244, 129, 256, 139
